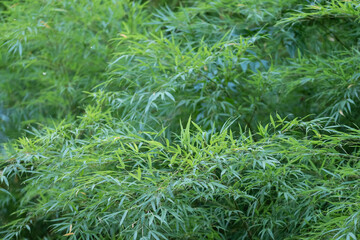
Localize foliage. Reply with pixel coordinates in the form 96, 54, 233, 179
2, 114, 360, 239
0, 0, 148, 138
1, 0, 360, 239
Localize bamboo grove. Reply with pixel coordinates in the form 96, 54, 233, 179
1, 0, 360, 239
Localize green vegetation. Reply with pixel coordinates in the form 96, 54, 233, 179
1, 0, 359, 239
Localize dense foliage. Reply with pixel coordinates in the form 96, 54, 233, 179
1, 0, 360, 239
